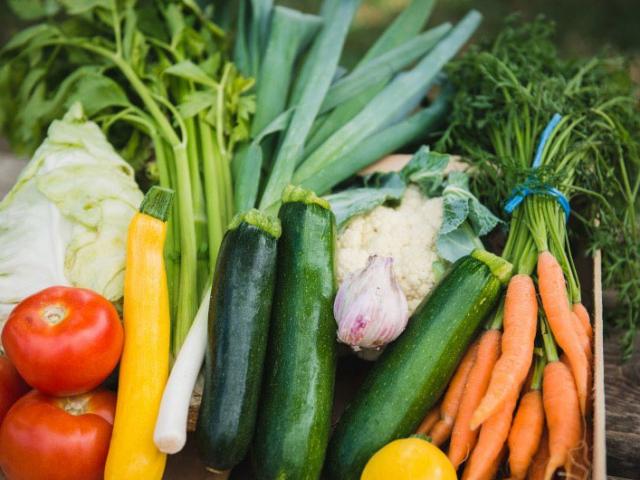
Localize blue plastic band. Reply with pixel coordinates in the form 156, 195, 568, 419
504, 113, 571, 222
532, 113, 562, 169
504, 185, 571, 222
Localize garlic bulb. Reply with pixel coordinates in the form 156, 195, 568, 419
334, 255, 409, 351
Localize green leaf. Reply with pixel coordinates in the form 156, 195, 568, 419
436, 170, 501, 262
1, 24, 59, 53
7, 0, 60, 20
65, 74, 131, 116
259, 0, 361, 210
233, 109, 293, 212
319, 23, 451, 115
441, 174, 501, 235
294, 11, 482, 186
164, 60, 218, 88
324, 173, 406, 230
200, 53, 222, 78
247, 0, 274, 78
178, 91, 216, 119
59, 0, 111, 15
300, 85, 451, 195
436, 222, 483, 262
163, 3, 186, 43
305, 0, 437, 153
401, 146, 450, 197
233, 0, 252, 77
251, 6, 322, 137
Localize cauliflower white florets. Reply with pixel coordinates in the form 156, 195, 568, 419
336, 185, 443, 313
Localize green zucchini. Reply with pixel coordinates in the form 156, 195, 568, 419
195, 210, 281, 470
253, 185, 337, 480
324, 249, 512, 480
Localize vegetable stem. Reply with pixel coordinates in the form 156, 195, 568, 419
140, 187, 174, 222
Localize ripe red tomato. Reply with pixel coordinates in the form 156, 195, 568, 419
1, 286, 124, 396
0, 389, 116, 480
0, 355, 29, 424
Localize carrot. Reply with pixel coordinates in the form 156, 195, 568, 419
566, 439, 590, 480
507, 390, 545, 479
416, 405, 439, 435
487, 445, 508, 480
566, 418, 592, 480
471, 275, 537, 429
448, 329, 502, 469
573, 311, 592, 362
542, 360, 583, 480
527, 428, 549, 480
462, 390, 518, 480
429, 341, 478, 446
537, 251, 589, 413
572, 303, 593, 343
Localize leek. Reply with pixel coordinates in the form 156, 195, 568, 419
259, 0, 361, 210
293, 11, 483, 190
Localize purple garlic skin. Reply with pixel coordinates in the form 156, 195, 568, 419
333, 255, 409, 351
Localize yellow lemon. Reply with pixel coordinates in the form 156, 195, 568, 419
361, 437, 457, 480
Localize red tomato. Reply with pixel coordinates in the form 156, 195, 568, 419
0, 355, 29, 424
1, 286, 123, 396
0, 389, 116, 480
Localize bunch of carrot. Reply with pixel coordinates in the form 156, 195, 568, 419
417, 113, 595, 479
418, 248, 592, 479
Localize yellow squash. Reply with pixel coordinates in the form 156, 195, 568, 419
361, 437, 457, 480
105, 187, 173, 480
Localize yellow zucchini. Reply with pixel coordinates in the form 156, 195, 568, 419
105, 187, 173, 480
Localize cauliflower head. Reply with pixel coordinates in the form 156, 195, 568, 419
336, 185, 443, 313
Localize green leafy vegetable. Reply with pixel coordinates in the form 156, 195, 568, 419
325, 146, 500, 261
0, 104, 142, 327
325, 173, 406, 229
0, 0, 254, 354
439, 16, 640, 356
259, 0, 361, 210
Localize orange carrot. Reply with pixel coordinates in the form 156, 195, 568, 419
571, 311, 593, 412
560, 350, 592, 417
566, 418, 592, 480
507, 390, 545, 479
448, 329, 502, 469
472, 274, 537, 429
542, 361, 583, 480
573, 312, 592, 362
429, 341, 478, 446
566, 439, 590, 480
537, 251, 589, 413
462, 390, 518, 480
416, 405, 439, 435
527, 428, 549, 480
487, 445, 508, 480
572, 303, 593, 343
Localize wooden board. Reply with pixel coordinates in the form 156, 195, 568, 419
593, 251, 606, 480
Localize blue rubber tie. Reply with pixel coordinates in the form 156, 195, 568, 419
504, 113, 571, 222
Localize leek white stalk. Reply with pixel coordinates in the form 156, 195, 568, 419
154, 279, 212, 454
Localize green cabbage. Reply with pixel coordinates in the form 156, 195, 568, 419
0, 103, 142, 330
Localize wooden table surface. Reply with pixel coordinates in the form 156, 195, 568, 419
1, 151, 638, 479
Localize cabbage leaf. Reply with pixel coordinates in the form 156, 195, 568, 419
0, 103, 143, 332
